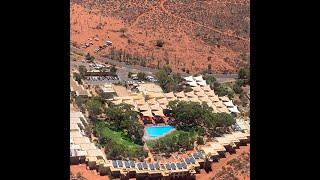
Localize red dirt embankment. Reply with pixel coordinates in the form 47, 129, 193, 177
197, 145, 250, 180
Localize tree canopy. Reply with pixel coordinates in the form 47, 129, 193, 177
155, 66, 183, 92
168, 101, 235, 134
105, 103, 144, 144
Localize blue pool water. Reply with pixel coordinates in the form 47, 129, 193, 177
145, 126, 175, 139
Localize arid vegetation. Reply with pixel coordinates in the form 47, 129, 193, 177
71, 0, 250, 73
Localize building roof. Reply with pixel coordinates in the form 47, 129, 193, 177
100, 83, 115, 93
70, 130, 82, 138
185, 91, 196, 98
146, 92, 165, 99
231, 132, 248, 140
70, 112, 83, 118
209, 95, 220, 102
150, 104, 161, 111
214, 137, 231, 146
73, 137, 91, 144
193, 75, 204, 82
184, 76, 194, 82
192, 86, 203, 92
79, 143, 97, 150
153, 110, 165, 117
200, 146, 219, 156
207, 142, 226, 152
70, 123, 80, 131
187, 81, 198, 87
164, 92, 175, 98
223, 101, 235, 107
138, 104, 150, 111
147, 98, 158, 105
195, 91, 206, 97
141, 110, 154, 117
201, 85, 212, 92
223, 134, 240, 143
86, 149, 104, 158
197, 81, 207, 86
137, 83, 163, 93
111, 98, 123, 105
157, 98, 169, 105
175, 91, 185, 98
228, 106, 240, 113
205, 90, 216, 97
219, 96, 230, 102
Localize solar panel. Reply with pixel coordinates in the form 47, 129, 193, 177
112, 160, 118, 168
198, 152, 204, 159
137, 163, 143, 170
193, 152, 199, 159
124, 161, 130, 168
189, 157, 196, 164
154, 162, 160, 170
149, 163, 155, 170
184, 158, 190, 164
181, 161, 187, 169
117, 160, 123, 167
176, 162, 182, 169
129, 161, 135, 168
142, 162, 148, 169
171, 163, 176, 170
165, 163, 171, 170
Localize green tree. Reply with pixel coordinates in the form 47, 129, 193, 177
78, 65, 87, 77
106, 103, 136, 128
110, 65, 117, 76
233, 80, 244, 94
85, 53, 94, 62
238, 68, 250, 79
73, 72, 83, 85
137, 72, 146, 81
86, 97, 103, 117
197, 136, 205, 145
156, 40, 164, 47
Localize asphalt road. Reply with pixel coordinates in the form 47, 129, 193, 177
70, 46, 238, 83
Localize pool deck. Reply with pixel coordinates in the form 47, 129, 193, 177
143, 126, 176, 141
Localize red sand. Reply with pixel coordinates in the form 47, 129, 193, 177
70, 164, 109, 180
196, 145, 250, 180
70, 1, 249, 73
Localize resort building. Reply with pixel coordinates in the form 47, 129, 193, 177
70, 110, 107, 174
70, 76, 91, 97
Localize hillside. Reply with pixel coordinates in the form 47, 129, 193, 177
71, 0, 250, 73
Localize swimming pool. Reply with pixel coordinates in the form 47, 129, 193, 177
144, 126, 175, 140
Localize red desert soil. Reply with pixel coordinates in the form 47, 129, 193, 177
196, 144, 250, 180
70, 164, 109, 180
71, 0, 250, 74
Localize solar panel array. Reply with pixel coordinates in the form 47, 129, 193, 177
181, 161, 187, 169
171, 163, 176, 170
154, 162, 160, 170
137, 163, 143, 170
193, 152, 199, 159
112, 160, 118, 168
184, 157, 190, 164
117, 160, 123, 167
176, 162, 182, 170
124, 161, 130, 168
111, 157, 200, 172
129, 161, 135, 168
198, 152, 204, 159
189, 156, 196, 164
143, 162, 148, 170
149, 163, 155, 170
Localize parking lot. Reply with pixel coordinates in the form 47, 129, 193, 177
84, 75, 120, 85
